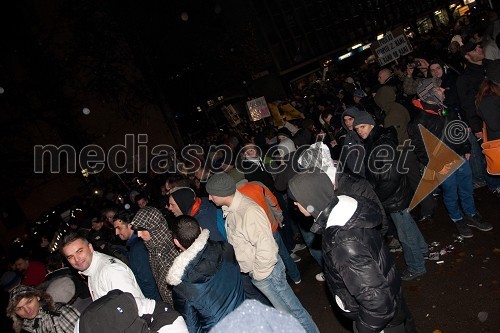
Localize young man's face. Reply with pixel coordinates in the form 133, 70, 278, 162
208, 194, 226, 207
15, 296, 40, 320
14, 258, 29, 272
378, 69, 391, 84
429, 64, 443, 78
355, 124, 374, 139
467, 45, 485, 62
277, 134, 287, 142
137, 198, 148, 209
113, 220, 134, 241
40, 237, 49, 248
92, 220, 103, 231
105, 211, 115, 223
168, 196, 183, 217
244, 145, 258, 158
343, 116, 355, 131
62, 239, 94, 272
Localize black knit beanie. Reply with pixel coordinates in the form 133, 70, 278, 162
170, 187, 196, 215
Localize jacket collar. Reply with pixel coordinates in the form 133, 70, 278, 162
166, 229, 210, 286
412, 99, 445, 116
126, 233, 139, 246
222, 191, 243, 217
81, 251, 104, 276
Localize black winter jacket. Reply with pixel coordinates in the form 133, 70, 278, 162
335, 171, 388, 236
408, 100, 471, 167
478, 94, 500, 141
363, 126, 411, 213
319, 196, 402, 333
456, 61, 490, 133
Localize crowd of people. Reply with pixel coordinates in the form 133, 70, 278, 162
1, 7, 499, 333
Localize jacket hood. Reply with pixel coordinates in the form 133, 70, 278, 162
288, 169, 336, 219
170, 187, 196, 215
313, 195, 382, 234
341, 107, 363, 131
326, 195, 381, 230
166, 229, 214, 286
325, 195, 358, 228
130, 206, 173, 249
374, 85, 396, 110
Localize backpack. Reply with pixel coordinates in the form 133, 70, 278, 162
79, 290, 149, 333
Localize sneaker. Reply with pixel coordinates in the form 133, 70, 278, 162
387, 238, 402, 252
387, 237, 401, 249
292, 243, 307, 253
418, 215, 432, 223
315, 272, 325, 282
401, 270, 426, 281
465, 214, 493, 232
455, 219, 473, 238
390, 246, 403, 253
290, 253, 301, 263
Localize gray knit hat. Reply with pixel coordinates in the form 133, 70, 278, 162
206, 172, 236, 197
8, 285, 39, 311
352, 112, 376, 127
416, 78, 443, 104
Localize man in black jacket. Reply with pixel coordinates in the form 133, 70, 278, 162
456, 41, 496, 189
288, 169, 415, 333
408, 78, 493, 238
353, 114, 427, 281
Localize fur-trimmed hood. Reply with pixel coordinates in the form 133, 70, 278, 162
166, 229, 211, 286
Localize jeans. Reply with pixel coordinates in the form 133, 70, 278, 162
440, 160, 477, 221
252, 257, 320, 333
274, 231, 301, 283
390, 211, 427, 274
297, 219, 323, 268
290, 205, 324, 268
240, 273, 272, 306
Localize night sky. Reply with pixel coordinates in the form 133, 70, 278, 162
0, 0, 269, 200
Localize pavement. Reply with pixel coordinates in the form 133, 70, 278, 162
291, 187, 499, 333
